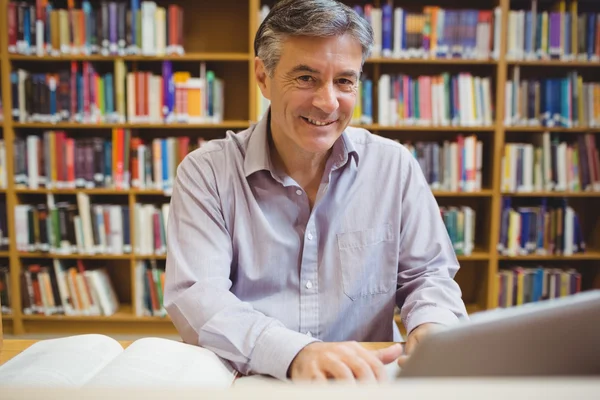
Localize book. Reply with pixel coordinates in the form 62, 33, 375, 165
0, 334, 238, 388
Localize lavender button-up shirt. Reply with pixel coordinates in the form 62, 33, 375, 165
164, 111, 468, 380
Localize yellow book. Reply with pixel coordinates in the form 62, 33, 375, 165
571, 1, 578, 59
352, 79, 362, 124
186, 77, 203, 122
541, 12, 548, 56
515, 268, 524, 305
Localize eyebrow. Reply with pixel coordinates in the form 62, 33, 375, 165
288, 64, 360, 80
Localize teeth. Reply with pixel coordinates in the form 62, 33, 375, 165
306, 117, 332, 126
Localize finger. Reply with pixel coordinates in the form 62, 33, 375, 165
397, 354, 410, 368
311, 370, 328, 383
323, 356, 356, 382
349, 344, 387, 382
342, 355, 377, 382
372, 343, 404, 365
404, 336, 417, 357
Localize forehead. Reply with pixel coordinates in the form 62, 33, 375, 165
277, 34, 363, 74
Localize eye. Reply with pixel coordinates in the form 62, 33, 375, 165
338, 78, 354, 86
297, 75, 315, 83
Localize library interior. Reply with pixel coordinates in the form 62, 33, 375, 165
0, 0, 599, 397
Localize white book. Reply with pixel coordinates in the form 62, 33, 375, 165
52, 259, 76, 316
378, 74, 391, 126
110, 205, 124, 255
563, 207, 574, 256
371, 8, 382, 58
76, 193, 95, 254
0, 335, 237, 388
26, 136, 40, 189
393, 8, 404, 58
556, 142, 567, 191
141, 2, 157, 56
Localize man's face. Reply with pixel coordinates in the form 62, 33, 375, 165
256, 34, 363, 156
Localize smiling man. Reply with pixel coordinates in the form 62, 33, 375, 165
164, 0, 468, 383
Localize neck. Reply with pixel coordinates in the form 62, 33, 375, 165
269, 124, 330, 191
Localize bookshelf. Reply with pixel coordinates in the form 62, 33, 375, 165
0, 0, 599, 336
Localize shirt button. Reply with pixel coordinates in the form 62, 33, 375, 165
306, 331, 312, 337
295, 189, 302, 195
307, 232, 313, 240
305, 280, 313, 289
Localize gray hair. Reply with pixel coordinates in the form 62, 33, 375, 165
254, 0, 373, 77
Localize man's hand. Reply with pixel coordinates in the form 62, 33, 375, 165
397, 323, 446, 367
288, 341, 403, 382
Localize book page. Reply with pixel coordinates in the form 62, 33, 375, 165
0, 334, 124, 387
83, 337, 237, 388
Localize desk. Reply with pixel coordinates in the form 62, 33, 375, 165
0, 340, 396, 365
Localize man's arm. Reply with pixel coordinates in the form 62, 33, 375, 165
163, 154, 317, 380
396, 153, 469, 336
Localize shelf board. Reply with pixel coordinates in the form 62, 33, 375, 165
12, 121, 250, 129
432, 190, 493, 197
18, 252, 132, 260
359, 124, 495, 132
1, 313, 13, 320
21, 305, 172, 323
14, 188, 177, 196
0, 251, 10, 257
507, 59, 600, 67
498, 252, 600, 261
502, 192, 600, 197
16, 188, 132, 195
367, 57, 496, 65
504, 126, 598, 133
457, 251, 490, 261
9, 52, 250, 62
135, 254, 167, 260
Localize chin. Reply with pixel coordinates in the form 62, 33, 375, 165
295, 117, 345, 153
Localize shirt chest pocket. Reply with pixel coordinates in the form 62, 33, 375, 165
336, 223, 397, 301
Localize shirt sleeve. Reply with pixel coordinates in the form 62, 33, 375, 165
396, 153, 469, 336
164, 154, 318, 381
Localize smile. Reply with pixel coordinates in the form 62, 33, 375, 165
302, 117, 336, 126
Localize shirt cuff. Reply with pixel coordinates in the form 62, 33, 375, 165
250, 326, 319, 381
405, 306, 462, 336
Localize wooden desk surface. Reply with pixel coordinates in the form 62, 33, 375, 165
0, 340, 397, 366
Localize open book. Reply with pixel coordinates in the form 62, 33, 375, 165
0, 334, 243, 388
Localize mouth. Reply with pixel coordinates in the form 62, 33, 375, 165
301, 116, 337, 127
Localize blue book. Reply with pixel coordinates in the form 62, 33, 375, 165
363, 78, 373, 123
23, 7, 30, 53
131, 0, 140, 50
382, 4, 393, 57
588, 14, 596, 60
104, 141, 112, 186
525, 11, 533, 57
105, 73, 115, 115
161, 139, 168, 191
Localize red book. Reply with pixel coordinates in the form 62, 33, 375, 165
7, 2, 17, 52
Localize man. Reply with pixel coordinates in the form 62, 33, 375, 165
164, 0, 468, 383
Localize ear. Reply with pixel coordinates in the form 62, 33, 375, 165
255, 57, 271, 101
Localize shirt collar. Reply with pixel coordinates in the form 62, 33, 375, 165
244, 108, 360, 178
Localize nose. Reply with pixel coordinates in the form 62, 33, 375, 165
312, 82, 339, 115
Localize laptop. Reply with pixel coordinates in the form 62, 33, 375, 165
396, 290, 600, 377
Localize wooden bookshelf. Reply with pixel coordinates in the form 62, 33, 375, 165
0, 0, 599, 337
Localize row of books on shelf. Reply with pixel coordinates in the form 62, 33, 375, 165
498, 197, 585, 257
15, 195, 170, 257
338, 4, 498, 60
19, 261, 119, 316
505, 69, 600, 128
11, 61, 225, 124
400, 135, 483, 193
14, 131, 208, 192
501, 133, 600, 193
441, 206, 475, 257
506, 0, 600, 62
351, 72, 494, 127
496, 266, 581, 309
0, 260, 164, 317
135, 259, 165, 317
7, 1, 185, 57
